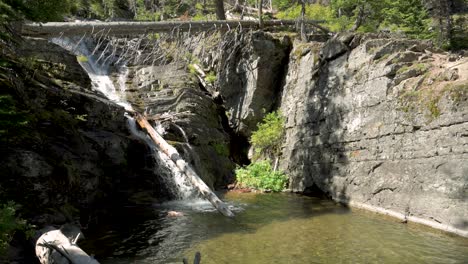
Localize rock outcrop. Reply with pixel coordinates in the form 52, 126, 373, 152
278, 34, 468, 236
218, 32, 467, 236
0, 38, 165, 232
116, 62, 235, 188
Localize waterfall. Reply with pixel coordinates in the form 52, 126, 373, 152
51, 37, 196, 200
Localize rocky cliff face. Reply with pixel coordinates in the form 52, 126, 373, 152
118, 63, 235, 188
0, 38, 166, 232
218, 32, 468, 236
280, 34, 468, 236
217, 31, 291, 137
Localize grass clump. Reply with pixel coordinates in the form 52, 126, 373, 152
187, 64, 197, 75
398, 89, 442, 119
397, 63, 430, 75
235, 160, 288, 192
205, 71, 216, 85
445, 82, 468, 103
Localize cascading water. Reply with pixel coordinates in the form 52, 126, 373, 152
51, 37, 196, 200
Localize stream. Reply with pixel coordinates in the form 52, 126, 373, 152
81, 192, 468, 264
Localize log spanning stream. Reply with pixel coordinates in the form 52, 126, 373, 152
81, 193, 468, 263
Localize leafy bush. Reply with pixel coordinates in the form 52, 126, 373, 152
251, 111, 285, 158
235, 160, 288, 192
0, 202, 34, 255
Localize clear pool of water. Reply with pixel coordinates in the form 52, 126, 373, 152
81, 192, 468, 263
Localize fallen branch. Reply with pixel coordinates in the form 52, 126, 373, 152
134, 113, 234, 217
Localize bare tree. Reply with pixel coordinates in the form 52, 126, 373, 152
300, 0, 306, 40
215, 0, 226, 20
258, 0, 264, 28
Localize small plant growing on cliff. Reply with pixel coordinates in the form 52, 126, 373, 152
212, 142, 229, 157
205, 71, 216, 85
251, 111, 285, 160
0, 202, 34, 255
445, 82, 468, 103
77, 55, 88, 63
235, 160, 288, 192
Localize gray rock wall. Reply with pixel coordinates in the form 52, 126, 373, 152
278, 34, 468, 236
121, 63, 235, 188
217, 31, 291, 137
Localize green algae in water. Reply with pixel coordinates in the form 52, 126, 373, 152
83, 193, 468, 264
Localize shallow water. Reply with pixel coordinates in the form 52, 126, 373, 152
82, 193, 468, 263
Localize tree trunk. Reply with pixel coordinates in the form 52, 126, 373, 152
350, 5, 365, 32
134, 113, 235, 217
258, 0, 264, 28
215, 0, 226, 20
300, 0, 306, 41
36, 228, 99, 264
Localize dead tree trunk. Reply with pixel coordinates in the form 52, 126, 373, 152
36, 227, 99, 264
134, 113, 235, 217
350, 5, 365, 32
215, 0, 227, 20
300, 0, 306, 41
258, 0, 264, 28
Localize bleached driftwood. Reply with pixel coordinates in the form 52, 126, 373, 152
134, 113, 234, 217
36, 227, 99, 264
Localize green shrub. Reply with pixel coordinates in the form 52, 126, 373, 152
0, 202, 34, 255
235, 160, 288, 192
251, 111, 285, 158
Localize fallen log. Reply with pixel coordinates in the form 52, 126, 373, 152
20, 19, 328, 37
134, 113, 235, 217
35, 226, 99, 264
